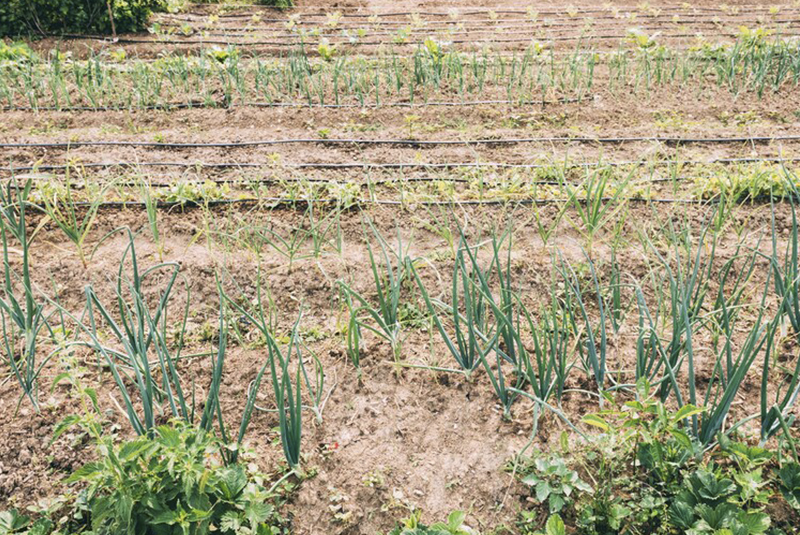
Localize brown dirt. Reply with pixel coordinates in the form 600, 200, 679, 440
3, 1, 800, 534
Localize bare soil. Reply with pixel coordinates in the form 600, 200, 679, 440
2, 1, 800, 534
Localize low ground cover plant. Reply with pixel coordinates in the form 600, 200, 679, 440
0, 423, 289, 535
512, 380, 799, 534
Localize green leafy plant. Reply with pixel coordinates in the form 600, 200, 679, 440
668, 468, 771, 535
0, 508, 53, 534
529, 515, 566, 535
388, 510, 478, 535
778, 463, 800, 510
68, 423, 285, 534
0, 0, 166, 37
516, 453, 592, 514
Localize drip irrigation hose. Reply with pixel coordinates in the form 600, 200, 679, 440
160, 16, 800, 31
0, 96, 585, 112
57, 30, 791, 47
0, 172, 704, 188
42, 195, 716, 210
3, 157, 798, 174
181, 5, 800, 18
3, 134, 799, 150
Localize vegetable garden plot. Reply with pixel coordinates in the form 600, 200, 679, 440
3, 1, 800, 535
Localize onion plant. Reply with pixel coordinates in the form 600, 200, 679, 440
557, 254, 609, 398
338, 222, 407, 363
39, 163, 110, 268
697, 277, 777, 445
267, 316, 304, 473
644, 210, 776, 444
644, 217, 716, 403
562, 165, 632, 249
0, 179, 52, 411
521, 296, 572, 405
138, 177, 164, 261
769, 181, 800, 336
409, 234, 494, 375
761, 174, 800, 440
82, 228, 194, 436
220, 271, 321, 458
460, 229, 524, 416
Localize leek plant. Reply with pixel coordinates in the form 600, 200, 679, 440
409, 235, 494, 376
82, 228, 196, 436
0, 179, 52, 411
558, 254, 609, 399
338, 223, 408, 364
39, 163, 111, 268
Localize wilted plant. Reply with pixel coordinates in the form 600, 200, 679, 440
39, 164, 110, 268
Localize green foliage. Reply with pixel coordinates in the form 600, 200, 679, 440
388, 510, 478, 535
668, 468, 771, 534
67, 423, 285, 535
530, 515, 566, 535
515, 382, 797, 534
0, 509, 52, 535
0, 42, 35, 62
339, 222, 409, 363
516, 454, 592, 514
0, 0, 165, 37
779, 463, 800, 510
0, 179, 53, 411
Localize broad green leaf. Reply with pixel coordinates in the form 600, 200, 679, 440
581, 414, 610, 432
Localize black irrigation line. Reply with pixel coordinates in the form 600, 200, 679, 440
3, 157, 799, 174
163, 14, 800, 28
188, 5, 800, 18
63, 30, 787, 48
4, 134, 800, 150
0, 96, 586, 112
171, 17, 800, 36
0, 168, 704, 187
191, 26, 800, 43
47, 195, 713, 210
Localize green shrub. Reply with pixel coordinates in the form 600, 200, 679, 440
0, 0, 165, 37
512, 381, 800, 534
66, 423, 286, 534
1, 423, 288, 535
388, 510, 478, 535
